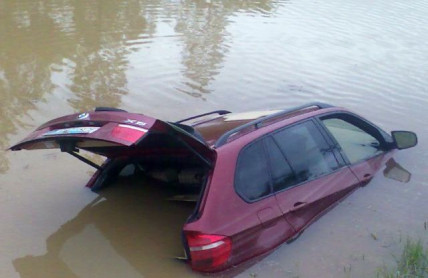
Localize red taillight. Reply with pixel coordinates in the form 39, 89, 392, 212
111, 124, 147, 143
186, 232, 232, 272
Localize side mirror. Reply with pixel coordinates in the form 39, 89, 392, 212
391, 131, 418, 150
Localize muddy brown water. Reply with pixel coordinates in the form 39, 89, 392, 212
1, 0, 427, 277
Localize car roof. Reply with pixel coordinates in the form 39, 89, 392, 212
180, 103, 336, 147
189, 110, 279, 146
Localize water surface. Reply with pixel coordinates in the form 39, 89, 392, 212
0, 0, 427, 277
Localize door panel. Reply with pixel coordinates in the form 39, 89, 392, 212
227, 138, 296, 265
265, 120, 357, 232
349, 153, 389, 186
274, 168, 360, 232
319, 114, 393, 187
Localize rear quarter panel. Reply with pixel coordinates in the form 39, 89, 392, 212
184, 140, 294, 268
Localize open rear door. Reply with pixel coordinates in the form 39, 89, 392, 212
10, 109, 215, 168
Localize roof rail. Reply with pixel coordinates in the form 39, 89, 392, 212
176, 110, 231, 124
214, 102, 333, 148
95, 107, 127, 112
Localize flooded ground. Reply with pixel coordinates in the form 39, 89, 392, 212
1, 0, 427, 277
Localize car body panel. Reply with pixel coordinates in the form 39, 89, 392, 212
183, 140, 295, 270
274, 167, 360, 232
11, 111, 155, 150
10, 111, 215, 164
349, 152, 393, 186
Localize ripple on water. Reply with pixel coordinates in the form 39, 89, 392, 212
1, 0, 428, 278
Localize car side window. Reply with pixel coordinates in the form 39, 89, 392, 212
321, 117, 383, 164
264, 137, 296, 192
235, 140, 271, 201
272, 121, 339, 184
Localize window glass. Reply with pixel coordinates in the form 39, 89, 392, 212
322, 118, 382, 164
235, 140, 271, 201
265, 137, 296, 192
273, 121, 339, 184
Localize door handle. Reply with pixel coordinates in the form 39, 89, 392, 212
289, 202, 308, 212
360, 173, 373, 187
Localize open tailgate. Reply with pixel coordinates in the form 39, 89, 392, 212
10, 110, 215, 166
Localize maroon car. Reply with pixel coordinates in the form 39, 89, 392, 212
10, 103, 417, 272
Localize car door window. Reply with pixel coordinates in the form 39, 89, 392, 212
272, 121, 340, 185
235, 140, 271, 201
264, 137, 296, 192
322, 118, 382, 164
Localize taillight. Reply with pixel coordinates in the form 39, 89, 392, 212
111, 124, 147, 143
185, 232, 232, 272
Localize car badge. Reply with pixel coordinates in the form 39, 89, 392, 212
77, 112, 89, 120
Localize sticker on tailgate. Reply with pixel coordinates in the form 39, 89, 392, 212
43, 127, 100, 136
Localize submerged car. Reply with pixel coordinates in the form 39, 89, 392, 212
10, 103, 417, 272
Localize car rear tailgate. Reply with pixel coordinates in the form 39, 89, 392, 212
10, 110, 215, 165
10, 111, 154, 151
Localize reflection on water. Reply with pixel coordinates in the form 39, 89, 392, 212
383, 158, 411, 183
13, 177, 197, 278
66, 0, 149, 111
175, 0, 276, 98
1, 0, 428, 277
